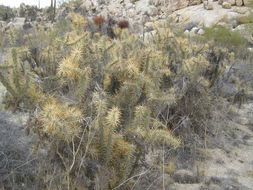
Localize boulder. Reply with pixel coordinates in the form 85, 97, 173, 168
149, 0, 190, 10
189, 0, 203, 6
222, 2, 232, 8
236, 0, 244, 6
147, 6, 159, 16
226, 0, 236, 5
204, 1, 214, 10
166, 0, 189, 13
184, 22, 198, 31
13, 17, 25, 25
191, 26, 199, 34
218, 0, 224, 5
125, 2, 134, 9
80, 0, 93, 10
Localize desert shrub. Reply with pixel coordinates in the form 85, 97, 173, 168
0, 5, 15, 21
19, 3, 39, 21
245, 0, 253, 7
237, 12, 253, 25
202, 25, 246, 48
0, 13, 233, 189
237, 0, 253, 24
43, 0, 58, 22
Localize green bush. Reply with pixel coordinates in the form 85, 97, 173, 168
19, 3, 39, 21
0, 5, 15, 21
202, 25, 246, 48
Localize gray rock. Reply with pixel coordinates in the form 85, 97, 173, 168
191, 26, 199, 34
204, 1, 214, 10
184, 29, 190, 35
219, 0, 224, 5
81, 0, 93, 10
222, 2, 232, 8
189, 0, 203, 6
184, 22, 198, 31
125, 2, 134, 9
198, 28, 205, 35
147, 6, 159, 16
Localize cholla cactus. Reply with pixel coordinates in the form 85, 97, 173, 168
58, 51, 84, 80
38, 99, 83, 141
0, 11, 235, 189
69, 12, 86, 29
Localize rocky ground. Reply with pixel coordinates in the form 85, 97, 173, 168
55, 0, 253, 38
0, 109, 32, 189
169, 102, 253, 190
1, 0, 252, 39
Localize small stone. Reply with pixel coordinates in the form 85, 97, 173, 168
198, 28, 205, 35
184, 30, 190, 35
191, 26, 199, 34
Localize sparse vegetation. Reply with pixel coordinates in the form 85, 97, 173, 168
0, 5, 15, 21
19, 3, 39, 21
237, 12, 253, 25
202, 25, 246, 48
